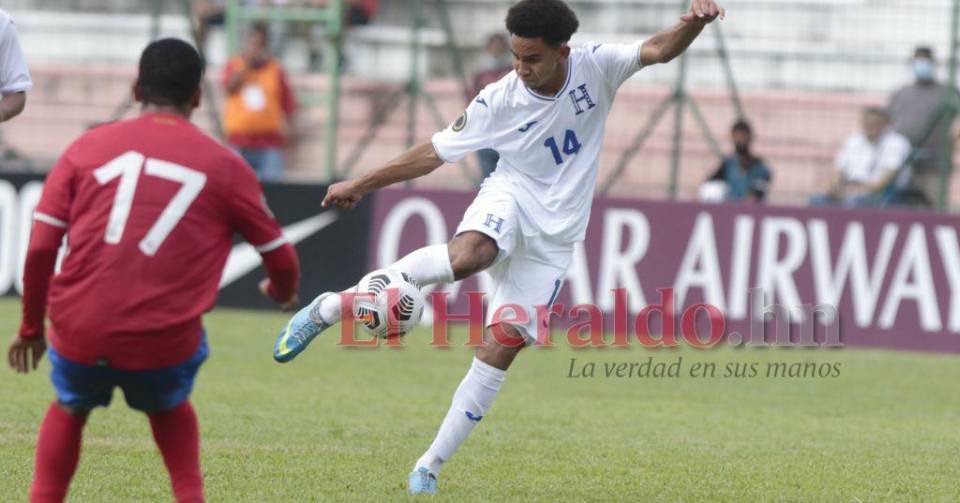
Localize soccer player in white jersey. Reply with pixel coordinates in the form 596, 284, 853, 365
0, 9, 31, 123
274, 0, 724, 495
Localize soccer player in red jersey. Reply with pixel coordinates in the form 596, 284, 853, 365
7, 38, 300, 503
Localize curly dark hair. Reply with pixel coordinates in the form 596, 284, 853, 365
505, 0, 580, 47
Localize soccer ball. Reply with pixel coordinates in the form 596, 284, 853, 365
352, 268, 425, 338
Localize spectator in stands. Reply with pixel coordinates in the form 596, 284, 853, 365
193, 0, 225, 54
889, 46, 960, 207
302, 0, 379, 70
472, 33, 512, 94
472, 33, 513, 181
811, 107, 911, 207
263, 0, 378, 72
223, 23, 297, 181
346, 0, 378, 26
0, 9, 31, 123
298, 0, 379, 25
194, 0, 260, 55
702, 120, 771, 203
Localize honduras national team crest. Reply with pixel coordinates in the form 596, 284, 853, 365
568, 84, 596, 115
452, 111, 468, 132
483, 213, 505, 233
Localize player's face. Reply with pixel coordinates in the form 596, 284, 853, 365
510, 35, 570, 94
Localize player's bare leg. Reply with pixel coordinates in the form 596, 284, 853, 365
446, 231, 500, 281
409, 324, 524, 495
30, 404, 89, 502
273, 232, 498, 362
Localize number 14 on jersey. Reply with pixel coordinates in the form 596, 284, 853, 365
543, 130, 582, 165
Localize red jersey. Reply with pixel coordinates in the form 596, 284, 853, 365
23, 113, 298, 370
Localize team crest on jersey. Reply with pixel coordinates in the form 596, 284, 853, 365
452, 111, 468, 132
568, 84, 596, 115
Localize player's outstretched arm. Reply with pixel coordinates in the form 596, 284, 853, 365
639, 0, 724, 66
227, 160, 303, 311
322, 141, 444, 209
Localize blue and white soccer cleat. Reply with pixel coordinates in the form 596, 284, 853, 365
273, 292, 334, 363
408, 467, 438, 495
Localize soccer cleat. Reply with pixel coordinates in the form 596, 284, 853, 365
408, 467, 438, 495
273, 292, 334, 363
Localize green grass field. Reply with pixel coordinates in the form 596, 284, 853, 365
2, 298, 960, 502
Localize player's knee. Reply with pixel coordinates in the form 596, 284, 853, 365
476, 324, 525, 370
57, 403, 90, 419
448, 233, 498, 279
449, 254, 485, 279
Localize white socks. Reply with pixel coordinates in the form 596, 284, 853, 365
414, 358, 506, 476
392, 244, 456, 286
316, 244, 454, 323
307, 244, 503, 477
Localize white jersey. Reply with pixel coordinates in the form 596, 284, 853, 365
0, 9, 31, 96
432, 41, 643, 243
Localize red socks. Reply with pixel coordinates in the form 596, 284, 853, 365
30, 403, 87, 503
29, 400, 204, 502
149, 400, 204, 503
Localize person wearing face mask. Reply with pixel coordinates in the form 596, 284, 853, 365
888, 46, 960, 207
703, 120, 772, 202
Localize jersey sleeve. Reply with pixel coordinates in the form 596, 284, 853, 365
0, 18, 31, 95
34, 147, 77, 229
228, 158, 286, 251
431, 91, 496, 163
590, 41, 643, 90
21, 141, 74, 339
226, 157, 300, 304
19, 220, 65, 339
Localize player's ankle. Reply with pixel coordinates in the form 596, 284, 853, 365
317, 292, 344, 323
414, 453, 443, 477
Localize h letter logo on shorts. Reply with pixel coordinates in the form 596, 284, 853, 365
484, 213, 505, 233
568, 84, 596, 115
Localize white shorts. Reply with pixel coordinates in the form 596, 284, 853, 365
455, 185, 573, 345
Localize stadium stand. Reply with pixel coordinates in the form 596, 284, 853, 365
6, 0, 960, 205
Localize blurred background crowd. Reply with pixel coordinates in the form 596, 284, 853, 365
3, 0, 960, 210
